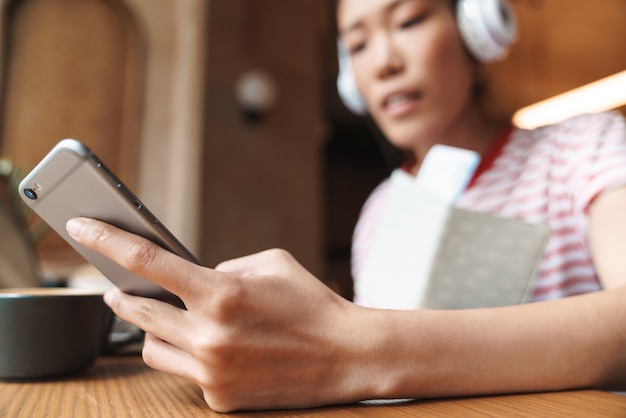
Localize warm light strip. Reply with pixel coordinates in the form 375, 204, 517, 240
513, 70, 626, 129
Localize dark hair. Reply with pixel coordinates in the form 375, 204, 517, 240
328, 0, 340, 38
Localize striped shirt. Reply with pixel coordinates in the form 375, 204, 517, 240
351, 111, 626, 304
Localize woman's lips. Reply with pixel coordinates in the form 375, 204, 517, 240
382, 91, 422, 117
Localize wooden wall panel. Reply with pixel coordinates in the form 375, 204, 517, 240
200, 0, 327, 277
486, 0, 626, 121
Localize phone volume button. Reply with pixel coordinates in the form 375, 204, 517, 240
138, 205, 159, 224
117, 183, 140, 206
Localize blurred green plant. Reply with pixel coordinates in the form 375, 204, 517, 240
0, 158, 48, 243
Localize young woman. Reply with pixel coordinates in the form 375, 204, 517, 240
65, 0, 626, 412
345, 0, 626, 305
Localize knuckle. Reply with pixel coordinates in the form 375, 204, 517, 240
197, 278, 246, 322
214, 277, 246, 306
213, 280, 245, 315
124, 240, 159, 269
264, 248, 295, 266
86, 222, 111, 247
214, 260, 229, 272
267, 248, 292, 260
134, 299, 157, 330
190, 329, 236, 365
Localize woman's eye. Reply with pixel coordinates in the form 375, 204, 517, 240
350, 42, 366, 55
399, 14, 425, 29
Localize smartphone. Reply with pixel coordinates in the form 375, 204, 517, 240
18, 139, 199, 308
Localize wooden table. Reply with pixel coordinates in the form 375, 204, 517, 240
1, 355, 626, 417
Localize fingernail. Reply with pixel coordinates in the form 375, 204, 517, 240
66, 218, 86, 240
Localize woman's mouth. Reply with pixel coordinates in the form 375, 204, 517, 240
383, 91, 422, 116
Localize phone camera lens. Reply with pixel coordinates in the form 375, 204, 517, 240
23, 188, 38, 200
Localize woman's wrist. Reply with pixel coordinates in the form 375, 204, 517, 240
328, 305, 421, 403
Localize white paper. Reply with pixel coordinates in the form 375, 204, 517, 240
356, 170, 450, 310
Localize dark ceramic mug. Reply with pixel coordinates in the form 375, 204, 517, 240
0, 288, 115, 380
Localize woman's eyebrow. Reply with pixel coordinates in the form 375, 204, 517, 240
339, 20, 365, 39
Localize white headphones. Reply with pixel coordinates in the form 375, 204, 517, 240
337, 0, 518, 115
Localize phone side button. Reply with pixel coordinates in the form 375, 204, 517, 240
138, 205, 159, 224
117, 183, 141, 207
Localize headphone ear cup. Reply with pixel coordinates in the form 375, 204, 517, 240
456, 0, 518, 63
336, 41, 368, 115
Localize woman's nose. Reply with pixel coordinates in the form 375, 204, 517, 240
371, 35, 404, 80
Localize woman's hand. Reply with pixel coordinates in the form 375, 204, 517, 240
66, 217, 376, 412
65, 215, 626, 411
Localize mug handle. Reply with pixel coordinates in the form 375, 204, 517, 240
100, 310, 145, 355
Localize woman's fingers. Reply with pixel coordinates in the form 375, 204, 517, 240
142, 333, 199, 383
66, 217, 211, 302
104, 288, 192, 351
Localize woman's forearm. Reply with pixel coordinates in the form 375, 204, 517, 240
348, 286, 626, 401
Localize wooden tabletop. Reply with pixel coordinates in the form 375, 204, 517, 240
2, 355, 626, 417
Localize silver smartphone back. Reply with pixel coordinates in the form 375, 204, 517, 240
18, 139, 198, 308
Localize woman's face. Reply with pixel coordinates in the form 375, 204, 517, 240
337, 0, 476, 154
